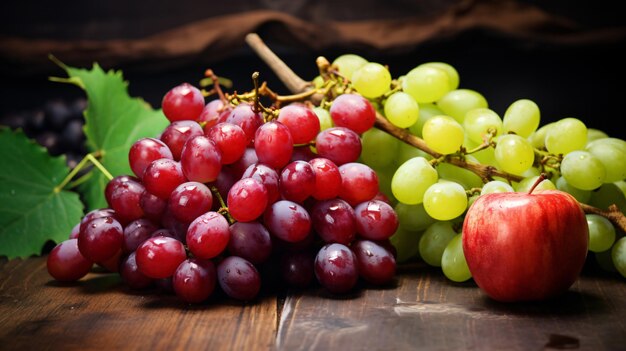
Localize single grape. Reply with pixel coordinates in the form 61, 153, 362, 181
441, 233, 471, 282
105, 175, 140, 208
329, 94, 376, 134
352, 62, 391, 98
586, 214, 616, 253
162, 83, 205, 122
423, 181, 468, 221
560, 151, 606, 190
198, 99, 227, 128
173, 258, 217, 303
314, 243, 359, 294
494, 134, 535, 176
332, 54, 368, 80
352, 239, 396, 285
354, 200, 399, 241
310, 198, 356, 244
264, 200, 311, 243
136, 236, 187, 279
254, 121, 294, 170
402, 65, 451, 103
394, 202, 436, 232
422, 115, 464, 155
392, 157, 438, 204
277, 103, 320, 144
217, 256, 261, 301
205, 122, 248, 165
78, 216, 124, 263
142, 158, 187, 199
79, 208, 117, 235
47, 239, 93, 282
308, 157, 342, 200
312, 107, 334, 131
338, 162, 379, 206
315, 127, 362, 166
502, 99, 540, 138
186, 212, 230, 259
180, 135, 222, 183
545, 117, 587, 155
280, 160, 316, 203
383, 91, 419, 129
586, 139, 626, 183
227, 178, 268, 222
168, 181, 213, 223
463, 108, 502, 144
480, 180, 514, 195
419, 221, 457, 267
107, 177, 145, 225
436, 89, 488, 124
228, 221, 273, 264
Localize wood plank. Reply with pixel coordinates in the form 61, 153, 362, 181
0, 257, 277, 351
276, 263, 626, 351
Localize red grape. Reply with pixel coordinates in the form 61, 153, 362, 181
47, 239, 93, 282
162, 83, 205, 122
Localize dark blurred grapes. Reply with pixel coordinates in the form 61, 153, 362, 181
0, 97, 87, 168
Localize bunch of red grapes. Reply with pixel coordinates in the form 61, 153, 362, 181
47, 81, 399, 303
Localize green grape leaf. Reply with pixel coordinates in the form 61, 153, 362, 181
52, 59, 169, 211
0, 128, 84, 259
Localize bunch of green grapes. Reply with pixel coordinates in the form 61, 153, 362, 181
317, 53, 626, 283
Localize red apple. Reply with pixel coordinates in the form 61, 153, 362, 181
462, 189, 588, 302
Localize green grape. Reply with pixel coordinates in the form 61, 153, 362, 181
502, 99, 541, 138
390, 227, 423, 263
394, 202, 436, 232
586, 128, 609, 143
467, 194, 480, 208
528, 122, 555, 149
586, 139, 626, 183
420, 62, 460, 90
437, 155, 483, 190
332, 54, 367, 80
587, 137, 626, 153
361, 128, 400, 168
423, 181, 468, 221
312, 106, 334, 131
514, 175, 556, 193
437, 89, 488, 124
555, 176, 592, 203
397, 142, 432, 166
589, 183, 626, 214
545, 117, 587, 155
392, 157, 438, 204
384, 91, 419, 128
441, 233, 472, 282
352, 62, 392, 98
422, 115, 464, 155
612, 237, 626, 278
586, 214, 616, 253
561, 151, 606, 190
494, 134, 535, 175
463, 108, 503, 144
408, 103, 444, 137
480, 180, 514, 195
419, 221, 457, 267
402, 65, 451, 103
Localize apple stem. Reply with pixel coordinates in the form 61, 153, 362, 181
528, 173, 548, 194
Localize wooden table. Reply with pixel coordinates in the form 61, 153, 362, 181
1, 257, 625, 350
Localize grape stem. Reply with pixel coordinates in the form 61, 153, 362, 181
244, 32, 626, 233
54, 152, 112, 193
210, 186, 235, 224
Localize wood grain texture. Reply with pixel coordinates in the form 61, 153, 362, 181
276, 263, 626, 351
0, 257, 276, 351
2, 258, 626, 350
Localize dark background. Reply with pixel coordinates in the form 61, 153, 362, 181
1, 0, 625, 139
